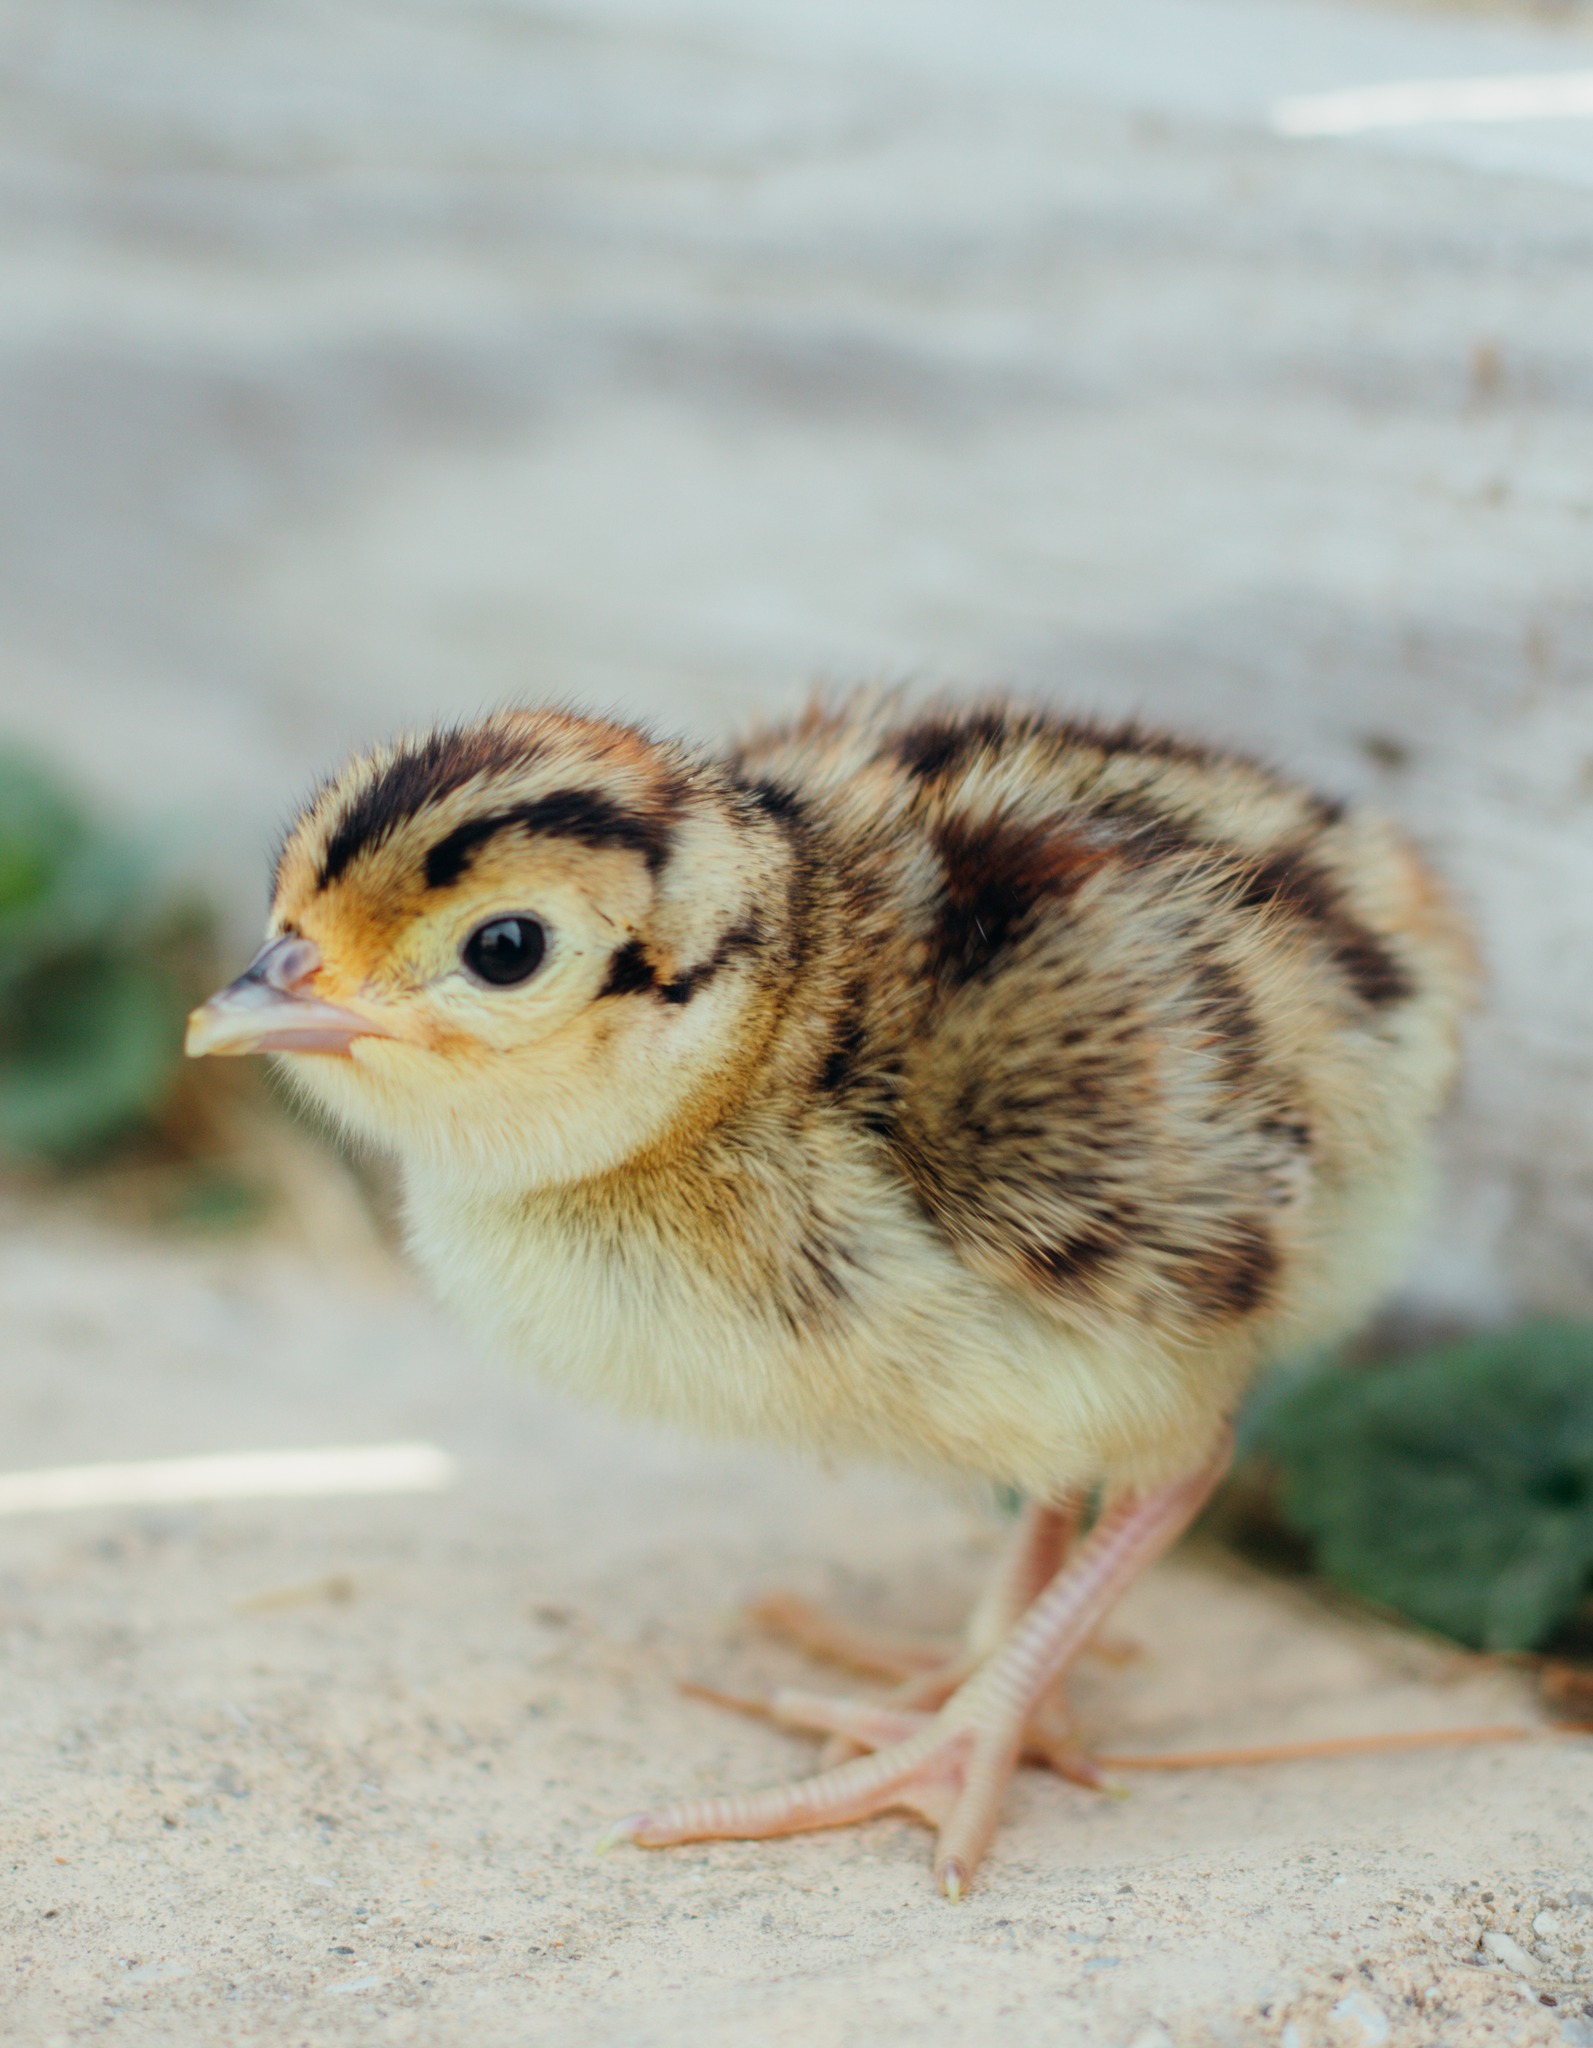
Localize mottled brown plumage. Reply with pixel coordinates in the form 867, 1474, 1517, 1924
189, 691, 1475, 1894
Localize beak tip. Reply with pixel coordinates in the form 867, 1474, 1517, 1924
184, 1006, 220, 1059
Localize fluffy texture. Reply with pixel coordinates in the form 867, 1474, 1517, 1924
267, 695, 1476, 1497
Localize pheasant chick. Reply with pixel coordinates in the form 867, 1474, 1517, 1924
186, 694, 1475, 1896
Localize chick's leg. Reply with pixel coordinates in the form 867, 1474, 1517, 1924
752, 1499, 1078, 1691
781, 1501, 1085, 1776
605, 1440, 1228, 1896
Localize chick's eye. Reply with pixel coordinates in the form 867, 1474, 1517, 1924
462, 915, 547, 987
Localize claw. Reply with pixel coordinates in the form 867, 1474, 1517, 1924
939, 1857, 968, 1903
677, 1678, 772, 1719
594, 1813, 651, 1855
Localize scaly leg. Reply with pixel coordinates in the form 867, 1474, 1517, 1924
749, 1497, 1078, 1691
806, 1500, 1083, 1772
711, 1497, 1118, 1786
605, 1439, 1229, 1896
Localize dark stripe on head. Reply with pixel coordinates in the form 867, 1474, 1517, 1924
1237, 847, 1411, 1009
598, 940, 657, 999
424, 787, 675, 891
929, 813, 1106, 986
597, 919, 762, 1006
316, 723, 540, 890
425, 813, 509, 890
658, 918, 762, 1005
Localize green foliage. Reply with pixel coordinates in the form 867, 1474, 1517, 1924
1258, 1321, 1593, 1653
0, 751, 203, 1159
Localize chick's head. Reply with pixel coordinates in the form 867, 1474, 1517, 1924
187, 711, 788, 1187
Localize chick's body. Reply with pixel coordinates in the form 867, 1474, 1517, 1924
283, 697, 1467, 1499
226, 693, 1473, 1890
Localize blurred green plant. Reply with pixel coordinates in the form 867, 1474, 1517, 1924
0, 750, 206, 1159
1254, 1320, 1593, 1654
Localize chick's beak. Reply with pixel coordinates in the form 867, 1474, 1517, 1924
185, 936, 396, 1059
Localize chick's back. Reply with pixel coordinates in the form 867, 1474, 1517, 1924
728, 700, 1475, 1410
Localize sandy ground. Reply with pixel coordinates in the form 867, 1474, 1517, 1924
2, 1204, 1592, 2048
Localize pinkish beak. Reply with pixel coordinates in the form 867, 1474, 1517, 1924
184, 936, 397, 1059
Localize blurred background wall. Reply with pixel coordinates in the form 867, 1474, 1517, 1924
3, 0, 1593, 1318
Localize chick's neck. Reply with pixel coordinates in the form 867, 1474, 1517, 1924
527, 786, 908, 1263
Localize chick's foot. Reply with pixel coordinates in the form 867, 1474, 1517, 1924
751, 1674, 1106, 1789
602, 1446, 1227, 1896
747, 1500, 1084, 1772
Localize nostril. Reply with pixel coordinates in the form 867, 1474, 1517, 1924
248, 935, 323, 994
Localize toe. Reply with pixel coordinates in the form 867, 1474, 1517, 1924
767, 1688, 930, 1750
747, 1593, 955, 1679
605, 1721, 973, 1850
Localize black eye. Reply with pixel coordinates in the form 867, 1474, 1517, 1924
462, 915, 547, 987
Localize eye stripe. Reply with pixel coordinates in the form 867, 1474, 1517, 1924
598, 940, 657, 998
424, 789, 673, 890
596, 918, 763, 1004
